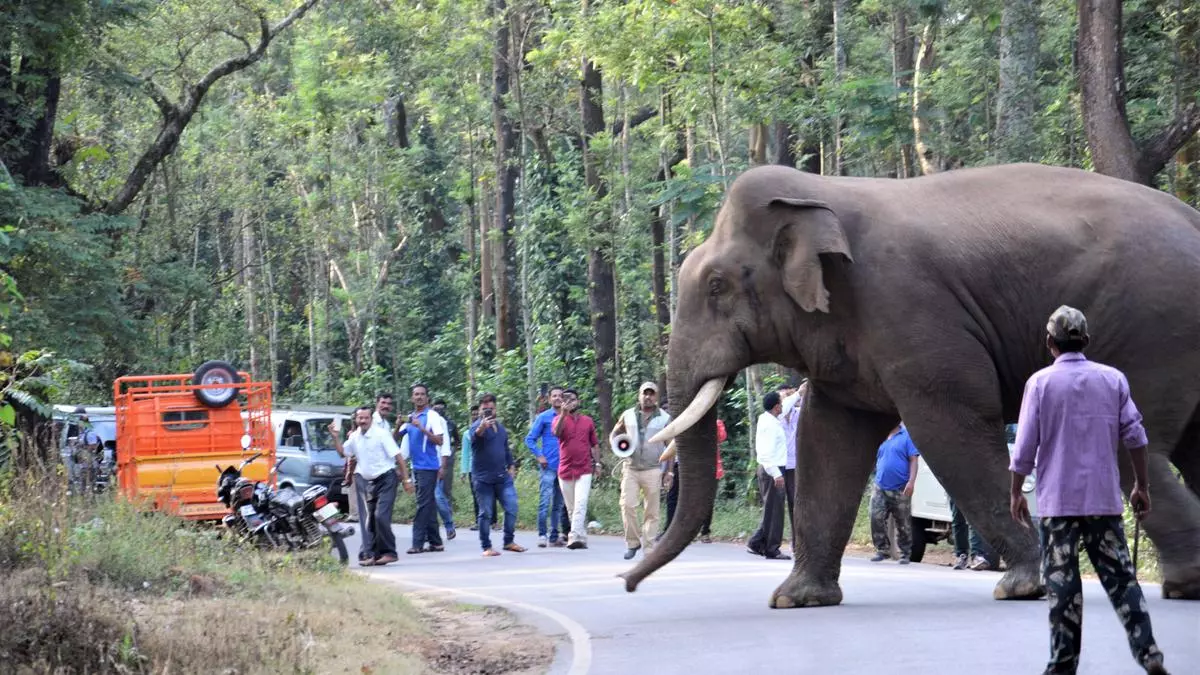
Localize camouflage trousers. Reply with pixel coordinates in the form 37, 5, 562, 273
869, 485, 912, 558
1039, 516, 1164, 674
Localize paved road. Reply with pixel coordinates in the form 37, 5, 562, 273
352, 524, 1199, 675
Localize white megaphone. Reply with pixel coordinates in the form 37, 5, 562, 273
610, 432, 637, 459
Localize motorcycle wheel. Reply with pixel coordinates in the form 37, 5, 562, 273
330, 534, 349, 565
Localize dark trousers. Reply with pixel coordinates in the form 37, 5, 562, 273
412, 469, 443, 549
469, 477, 498, 527
664, 461, 715, 536
363, 470, 398, 558
475, 476, 519, 550
1040, 516, 1163, 674
748, 466, 786, 556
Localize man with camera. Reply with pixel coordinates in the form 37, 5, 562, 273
470, 393, 526, 557
553, 388, 601, 550
609, 381, 671, 560
398, 383, 452, 555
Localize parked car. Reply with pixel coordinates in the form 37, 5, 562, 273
53, 404, 117, 493
908, 424, 1037, 562
270, 409, 354, 514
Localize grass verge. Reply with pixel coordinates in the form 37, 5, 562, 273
0, 467, 551, 674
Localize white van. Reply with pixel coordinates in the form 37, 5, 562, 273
267, 406, 356, 511
908, 424, 1037, 562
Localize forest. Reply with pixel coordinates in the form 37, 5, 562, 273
2, 0, 1199, 472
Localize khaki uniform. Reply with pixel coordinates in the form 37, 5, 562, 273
614, 407, 671, 551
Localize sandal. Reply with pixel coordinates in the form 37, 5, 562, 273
482, 548, 501, 557
502, 543, 526, 553
406, 547, 424, 555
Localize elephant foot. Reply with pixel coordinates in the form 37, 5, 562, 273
1161, 563, 1200, 600
992, 562, 1045, 601
769, 575, 843, 609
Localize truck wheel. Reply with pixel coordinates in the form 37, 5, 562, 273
909, 517, 929, 563
192, 360, 241, 408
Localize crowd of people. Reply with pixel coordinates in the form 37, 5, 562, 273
328, 303, 1170, 674
328, 381, 688, 562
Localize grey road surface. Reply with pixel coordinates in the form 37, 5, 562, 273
351, 524, 1199, 675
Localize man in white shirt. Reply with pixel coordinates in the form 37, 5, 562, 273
345, 392, 399, 528
332, 405, 413, 567
747, 391, 791, 560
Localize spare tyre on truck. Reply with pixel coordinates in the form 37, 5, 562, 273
191, 360, 242, 408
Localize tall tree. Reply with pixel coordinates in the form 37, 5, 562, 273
580, 0, 615, 434
1077, 0, 1200, 184
995, 0, 1040, 162
490, 0, 520, 350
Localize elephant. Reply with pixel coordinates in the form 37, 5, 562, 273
623, 162, 1200, 608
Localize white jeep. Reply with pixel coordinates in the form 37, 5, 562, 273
907, 424, 1037, 562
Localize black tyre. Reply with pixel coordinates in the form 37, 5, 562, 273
909, 517, 929, 563
192, 360, 241, 408
330, 534, 349, 565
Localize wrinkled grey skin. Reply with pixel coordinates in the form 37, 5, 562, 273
621, 163, 1200, 607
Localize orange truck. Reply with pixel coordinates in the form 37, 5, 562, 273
113, 361, 274, 520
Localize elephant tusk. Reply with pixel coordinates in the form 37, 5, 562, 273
648, 378, 724, 445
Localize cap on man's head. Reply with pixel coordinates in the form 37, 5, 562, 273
74, 406, 87, 415
1047, 305, 1089, 341
639, 381, 658, 394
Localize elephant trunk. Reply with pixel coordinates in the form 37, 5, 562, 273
621, 382, 719, 592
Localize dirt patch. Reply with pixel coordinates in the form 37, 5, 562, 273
409, 598, 556, 675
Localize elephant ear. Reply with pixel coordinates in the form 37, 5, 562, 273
769, 197, 853, 314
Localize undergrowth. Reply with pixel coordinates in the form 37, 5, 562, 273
0, 466, 425, 674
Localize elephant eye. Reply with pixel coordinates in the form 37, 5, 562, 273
708, 276, 727, 297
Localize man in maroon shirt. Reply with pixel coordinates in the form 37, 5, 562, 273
553, 388, 600, 549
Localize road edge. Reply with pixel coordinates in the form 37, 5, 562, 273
364, 571, 592, 675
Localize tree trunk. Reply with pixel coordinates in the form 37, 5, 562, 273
893, 8, 915, 178
832, 0, 848, 176
1077, 0, 1200, 184
490, 0, 519, 350
996, 0, 1040, 163
772, 121, 797, 167
242, 210, 259, 379
912, 15, 941, 175
749, 123, 769, 165
581, 0, 615, 435
466, 125, 481, 403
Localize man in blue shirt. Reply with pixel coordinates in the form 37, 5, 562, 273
526, 385, 567, 548
471, 393, 526, 557
869, 423, 921, 564
398, 383, 451, 555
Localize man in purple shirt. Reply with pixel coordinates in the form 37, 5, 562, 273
1010, 306, 1168, 675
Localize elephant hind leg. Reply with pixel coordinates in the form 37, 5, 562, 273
1155, 405, 1200, 599
1171, 405, 1200, 501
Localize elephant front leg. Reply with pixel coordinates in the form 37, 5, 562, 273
770, 393, 897, 609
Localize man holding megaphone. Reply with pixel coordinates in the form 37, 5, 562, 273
609, 381, 673, 560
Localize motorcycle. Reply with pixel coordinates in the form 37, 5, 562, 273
215, 452, 354, 564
